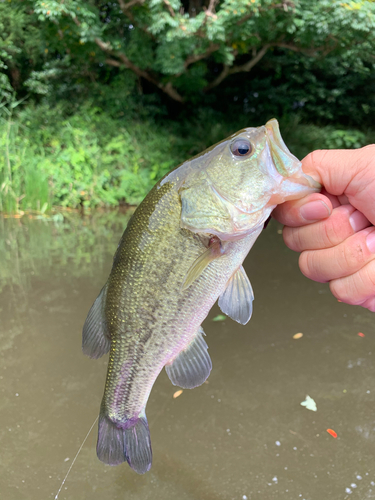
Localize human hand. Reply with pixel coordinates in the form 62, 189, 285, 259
272, 146, 375, 311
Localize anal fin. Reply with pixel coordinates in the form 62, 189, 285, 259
82, 284, 111, 359
218, 265, 254, 325
165, 327, 212, 389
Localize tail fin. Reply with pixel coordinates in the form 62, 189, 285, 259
96, 411, 152, 474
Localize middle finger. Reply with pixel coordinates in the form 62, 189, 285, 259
283, 205, 371, 252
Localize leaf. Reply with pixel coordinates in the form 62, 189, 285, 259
326, 428, 337, 438
300, 395, 317, 412
212, 314, 226, 322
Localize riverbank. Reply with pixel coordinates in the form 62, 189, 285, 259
1, 103, 373, 214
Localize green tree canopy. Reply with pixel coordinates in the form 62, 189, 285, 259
2, 0, 375, 105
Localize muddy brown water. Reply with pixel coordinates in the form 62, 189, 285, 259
1, 213, 375, 500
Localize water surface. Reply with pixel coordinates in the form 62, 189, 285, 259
1, 213, 374, 500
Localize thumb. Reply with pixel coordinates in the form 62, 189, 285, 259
302, 146, 375, 224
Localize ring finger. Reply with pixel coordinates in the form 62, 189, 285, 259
299, 227, 375, 283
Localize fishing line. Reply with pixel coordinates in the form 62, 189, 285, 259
55, 415, 98, 500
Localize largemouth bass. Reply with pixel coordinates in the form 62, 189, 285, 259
82, 119, 320, 474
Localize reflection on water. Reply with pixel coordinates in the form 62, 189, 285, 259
1, 214, 375, 500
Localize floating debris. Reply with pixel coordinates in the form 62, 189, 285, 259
300, 395, 317, 412
358, 332, 365, 338
173, 390, 183, 399
293, 333, 303, 339
327, 428, 338, 438
212, 314, 226, 322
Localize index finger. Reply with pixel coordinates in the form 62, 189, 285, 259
272, 192, 332, 227
302, 147, 375, 224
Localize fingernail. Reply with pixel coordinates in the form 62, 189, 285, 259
349, 211, 370, 232
300, 200, 331, 221
366, 231, 375, 253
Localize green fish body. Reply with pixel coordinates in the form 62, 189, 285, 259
82, 119, 320, 474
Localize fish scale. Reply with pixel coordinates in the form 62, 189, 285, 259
82, 119, 320, 474
104, 182, 245, 419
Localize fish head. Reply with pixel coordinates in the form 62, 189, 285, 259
179, 118, 320, 240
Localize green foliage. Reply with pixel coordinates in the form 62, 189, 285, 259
0, 102, 200, 212
1, 102, 374, 213
2, 0, 375, 122
2, 0, 375, 212
322, 129, 367, 149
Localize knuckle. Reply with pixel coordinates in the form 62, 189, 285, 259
341, 240, 366, 271
329, 261, 375, 305
283, 226, 302, 251
363, 260, 375, 289
329, 279, 358, 305
362, 296, 375, 312
299, 251, 319, 281
322, 212, 351, 247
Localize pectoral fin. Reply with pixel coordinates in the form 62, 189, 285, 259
218, 265, 254, 325
165, 327, 212, 389
182, 237, 224, 290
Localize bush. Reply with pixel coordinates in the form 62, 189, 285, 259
1, 102, 374, 213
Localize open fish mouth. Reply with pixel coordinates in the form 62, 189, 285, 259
209, 119, 321, 214
265, 118, 321, 200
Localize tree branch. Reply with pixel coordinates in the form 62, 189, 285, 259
99, 41, 183, 102
71, 10, 182, 102
274, 41, 337, 58
204, 36, 339, 93
163, 0, 175, 17
237, 1, 295, 25
116, 0, 155, 40
230, 44, 269, 73
118, 0, 145, 12
183, 43, 220, 70
205, 64, 230, 90
105, 58, 122, 67
205, 45, 269, 91
204, 0, 218, 19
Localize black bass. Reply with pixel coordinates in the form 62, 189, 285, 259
82, 119, 320, 474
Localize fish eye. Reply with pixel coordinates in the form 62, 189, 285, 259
230, 139, 252, 158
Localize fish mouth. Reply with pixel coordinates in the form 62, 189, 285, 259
265, 118, 321, 194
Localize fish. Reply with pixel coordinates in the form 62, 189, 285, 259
82, 118, 320, 474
